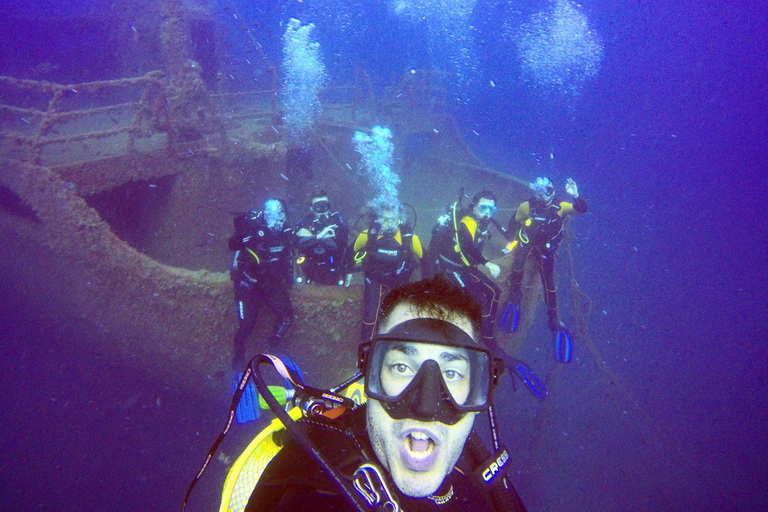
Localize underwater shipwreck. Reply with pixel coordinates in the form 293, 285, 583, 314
0, 2, 585, 397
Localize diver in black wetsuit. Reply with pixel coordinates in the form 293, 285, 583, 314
432, 190, 502, 346
294, 189, 349, 286
351, 201, 423, 342
499, 178, 588, 361
228, 199, 295, 368
244, 276, 528, 512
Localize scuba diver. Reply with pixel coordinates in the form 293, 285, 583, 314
243, 275, 528, 512
294, 188, 350, 286
499, 177, 588, 363
228, 198, 295, 369
430, 190, 502, 345
352, 200, 422, 342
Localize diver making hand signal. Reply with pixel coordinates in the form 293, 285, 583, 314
499, 177, 588, 363
294, 188, 349, 286
315, 224, 337, 239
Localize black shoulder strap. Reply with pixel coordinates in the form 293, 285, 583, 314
463, 431, 528, 512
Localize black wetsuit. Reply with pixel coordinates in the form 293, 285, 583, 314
434, 213, 501, 344
245, 406, 526, 512
228, 211, 295, 367
295, 211, 349, 286
352, 227, 422, 342
506, 195, 588, 330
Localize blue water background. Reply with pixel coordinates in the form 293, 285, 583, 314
1, 0, 766, 511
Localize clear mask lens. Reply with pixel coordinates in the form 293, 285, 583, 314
477, 204, 497, 216
312, 200, 330, 214
379, 217, 400, 230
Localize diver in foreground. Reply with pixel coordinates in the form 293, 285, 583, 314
499, 177, 588, 363
244, 275, 527, 511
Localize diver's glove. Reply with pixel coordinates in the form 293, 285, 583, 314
565, 178, 579, 198
316, 224, 337, 239
485, 261, 501, 279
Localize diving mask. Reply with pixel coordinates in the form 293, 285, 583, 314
311, 198, 330, 214
378, 215, 401, 235
531, 177, 555, 203
360, 319, 502, 425
476, 204, 498, 217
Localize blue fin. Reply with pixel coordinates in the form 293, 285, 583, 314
511, 360, 547, 400
231, 372, 259, 424
484, 338, 546, 400
554, 329, 573, 364
499, 302, 520, 333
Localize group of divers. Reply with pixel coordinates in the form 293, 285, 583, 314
184, 176, 587, 512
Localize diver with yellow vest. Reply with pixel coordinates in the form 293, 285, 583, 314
432, 190, 502, 345
243, 277, 528, 512
499, 177, 588, 363
181, 278, 541, 512
352, 200, 423, 342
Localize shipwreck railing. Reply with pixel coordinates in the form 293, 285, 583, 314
0, 72, 168, 167
0, 66, 455, 171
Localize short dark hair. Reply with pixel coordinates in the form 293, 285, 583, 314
379, 275, 482, 336
472, 190, 497, 206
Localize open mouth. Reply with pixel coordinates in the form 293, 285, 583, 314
399, 429, 440, 471
406, 431, 435, 457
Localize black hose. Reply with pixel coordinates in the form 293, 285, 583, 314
250, 356, 371, 512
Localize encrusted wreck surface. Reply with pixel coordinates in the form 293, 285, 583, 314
0, 68, 541, 396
